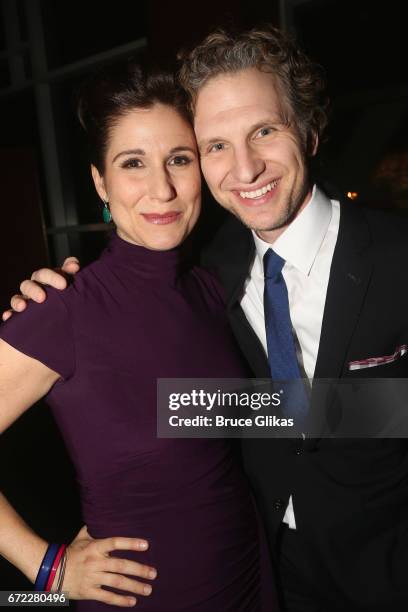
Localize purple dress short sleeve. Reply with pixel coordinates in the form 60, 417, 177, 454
0, 287, 75, 381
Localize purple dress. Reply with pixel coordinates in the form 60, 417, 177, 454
0, 232, 275, 611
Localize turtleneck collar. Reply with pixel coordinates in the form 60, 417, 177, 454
101, 230, 187, 282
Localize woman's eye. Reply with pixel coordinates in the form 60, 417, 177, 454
121, 158, 143, 169
169, 155, 191, 166
209, 143, 225, 153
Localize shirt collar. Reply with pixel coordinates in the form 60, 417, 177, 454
252, 185, 333, 276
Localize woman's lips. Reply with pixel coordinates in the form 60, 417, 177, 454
141, 212, 181, 225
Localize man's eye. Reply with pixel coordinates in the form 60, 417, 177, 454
256, 127, 274, 138
121, 158, 143, 169
169, 155, 191, 166
209, 143, 225, 153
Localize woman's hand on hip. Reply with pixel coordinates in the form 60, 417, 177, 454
60, 525, 157, 607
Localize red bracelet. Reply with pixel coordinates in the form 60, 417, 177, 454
44, 544, 66, 592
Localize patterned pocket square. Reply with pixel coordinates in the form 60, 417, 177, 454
348, 345, 408, 371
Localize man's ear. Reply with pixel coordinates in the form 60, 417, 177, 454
91, 165, 108, 202
310, 131, 319, 157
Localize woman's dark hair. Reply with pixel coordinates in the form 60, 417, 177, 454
77, 57, 191, 174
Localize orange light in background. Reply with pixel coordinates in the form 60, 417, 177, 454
347, 191, 359, 200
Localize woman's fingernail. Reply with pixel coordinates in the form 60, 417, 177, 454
139, 541, 148, 550
127, 597, 136, 606
149, 570, 157, 579
143, 585, 152, 595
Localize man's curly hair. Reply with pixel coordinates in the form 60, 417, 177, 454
178, 25, 329, 155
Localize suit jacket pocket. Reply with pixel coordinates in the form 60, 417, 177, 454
347, 350, 408, 378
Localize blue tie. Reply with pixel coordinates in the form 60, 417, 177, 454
263, 248, 309, 421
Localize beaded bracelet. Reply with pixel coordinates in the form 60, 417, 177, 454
45, 544, 66, 592
34, 543, 60, 591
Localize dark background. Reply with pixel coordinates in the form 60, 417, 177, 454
0, 0, 407, 604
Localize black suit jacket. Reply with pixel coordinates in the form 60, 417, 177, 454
202, 200, 408, 611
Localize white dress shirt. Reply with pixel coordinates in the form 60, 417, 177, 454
240, 185, 340, 529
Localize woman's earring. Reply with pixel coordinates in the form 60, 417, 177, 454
102, 201, 112, 224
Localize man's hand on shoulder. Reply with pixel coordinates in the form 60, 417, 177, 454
2, 257, 81, 321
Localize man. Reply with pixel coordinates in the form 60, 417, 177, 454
6, 26, 408, 612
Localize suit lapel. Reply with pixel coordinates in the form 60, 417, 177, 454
314, 202, 374, 379
202, 216, 270, 377
229, 305, 271, 378
207, 216, 254, 307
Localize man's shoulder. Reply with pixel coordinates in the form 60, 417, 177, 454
336, 196, 407, 243
361, 204, 408, 229
355, 204, 408, 252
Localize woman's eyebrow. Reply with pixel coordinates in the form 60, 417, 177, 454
112, 148, 145, 163
112, 146, 196, 163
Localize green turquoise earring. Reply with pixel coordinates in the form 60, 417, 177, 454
102, 201, 112, 224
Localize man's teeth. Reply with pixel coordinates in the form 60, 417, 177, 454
239, 180, 279, 199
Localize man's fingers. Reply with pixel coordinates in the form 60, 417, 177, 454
89, 589, 137, 608
30, 269, 68, 290
61, 257, 80, 273
2, 309, 13, 321
98, 573, 152, 597
97, 537, 150, 555
102, 558, 157, 580
9, 295, 28, 312
18, 280, 47, 302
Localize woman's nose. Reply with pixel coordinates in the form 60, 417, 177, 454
149, 169, 176, 202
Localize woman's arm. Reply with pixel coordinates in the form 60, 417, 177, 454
0, 339, 60, 431
0, 491, 49, 582
0, 340, 156, 606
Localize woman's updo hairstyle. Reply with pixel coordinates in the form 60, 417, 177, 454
77, 56, 191, 175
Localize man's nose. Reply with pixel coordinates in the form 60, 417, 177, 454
231, 147, 266, 185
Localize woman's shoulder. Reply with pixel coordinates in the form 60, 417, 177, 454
54, 257, 111, 303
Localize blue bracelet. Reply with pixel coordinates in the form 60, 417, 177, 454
34, 543, 60, 591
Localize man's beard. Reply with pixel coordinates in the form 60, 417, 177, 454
230, 180, 310, 233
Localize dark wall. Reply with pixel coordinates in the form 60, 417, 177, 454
0, 149, 48, 308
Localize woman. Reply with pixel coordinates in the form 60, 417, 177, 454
0, 59, 275, 610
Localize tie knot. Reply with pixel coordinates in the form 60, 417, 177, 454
263, 248, 285, 280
